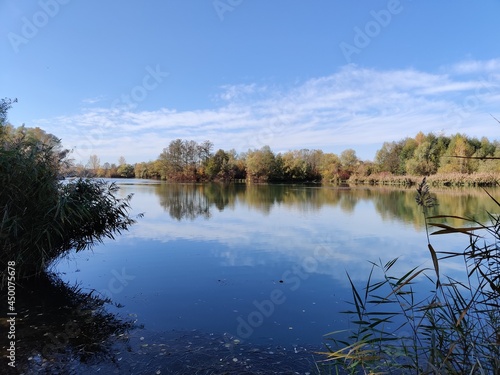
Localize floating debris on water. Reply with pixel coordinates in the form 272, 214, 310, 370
19, 329, 326, 374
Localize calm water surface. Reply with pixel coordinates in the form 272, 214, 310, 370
44, 180, 498, 372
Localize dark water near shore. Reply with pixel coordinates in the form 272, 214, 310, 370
5, 180, 499, 374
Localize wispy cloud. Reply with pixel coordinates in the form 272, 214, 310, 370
81, 96, 106, 105
34, 60, 500, 164
450, 58, 500, 75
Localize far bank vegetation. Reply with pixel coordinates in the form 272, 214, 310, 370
36, 128, 500, 186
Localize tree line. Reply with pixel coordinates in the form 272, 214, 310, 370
77, 131, 500, 183
374, 131, 500, 175
79, 140, 360, 183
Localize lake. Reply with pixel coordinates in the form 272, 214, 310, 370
14, 180, 500, 374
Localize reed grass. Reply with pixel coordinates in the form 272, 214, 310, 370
1, 133, 139, 287
321, 178, 500, 374
348, 172, 500, 187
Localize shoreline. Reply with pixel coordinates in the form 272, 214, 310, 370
89, 172, 500, 188
347, 172, 500, 187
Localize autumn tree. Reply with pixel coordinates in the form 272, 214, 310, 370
117, 163, 135, 178
405, 133, 448, 176
87, 154, 100, 175
246, 146, 278, 182
340, 148, 359, 177
438, 134, 475, 173
157, 139, 214, 181
319, 153, 342, 183
280, 149, 323, 181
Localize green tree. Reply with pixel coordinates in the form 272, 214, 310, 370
472, 137, 497, 172
406, 140, 438, 175
399, 138, 418, 174
205, 149, 229, 180
281, 149, 323, 181
1, 102, 137, 283
438, 134, 475, 173
246, 145, 278, 182
375, 141, 402, 174
117, 163, 135, 178
0, 97, 17, 127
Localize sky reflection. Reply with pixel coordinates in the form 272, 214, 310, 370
55, 181, 497, 347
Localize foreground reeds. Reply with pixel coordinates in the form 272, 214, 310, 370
321, 178, 500, 374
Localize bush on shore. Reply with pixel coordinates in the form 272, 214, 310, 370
1, 100, 137, 286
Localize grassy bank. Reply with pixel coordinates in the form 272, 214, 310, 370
348, 172, 500, 187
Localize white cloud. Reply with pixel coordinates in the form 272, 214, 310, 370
34, 60, 500, 164
81, 96, 106, 105
450, 58, 500, 75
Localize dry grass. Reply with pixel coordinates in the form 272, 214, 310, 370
348, 172, 500, 187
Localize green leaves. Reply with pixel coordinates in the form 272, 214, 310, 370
1, 130, 138, 284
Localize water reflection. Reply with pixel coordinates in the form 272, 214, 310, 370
372, 187, 499, 229
153, 183, 499, 228
50, 181, 500, 372
144, 183, 500, 283
0, 273, 134, 374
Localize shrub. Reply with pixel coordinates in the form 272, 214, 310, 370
1, 120, 137, 286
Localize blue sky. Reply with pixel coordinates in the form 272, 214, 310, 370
2, 0, 500, 164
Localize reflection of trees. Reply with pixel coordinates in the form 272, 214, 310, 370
156, 184, 211, 220
155, 183, 244, 220
0, 273, 134, 374
153, 182, 500, 228
371, 187, 499, 229
203, 183, 243, 211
